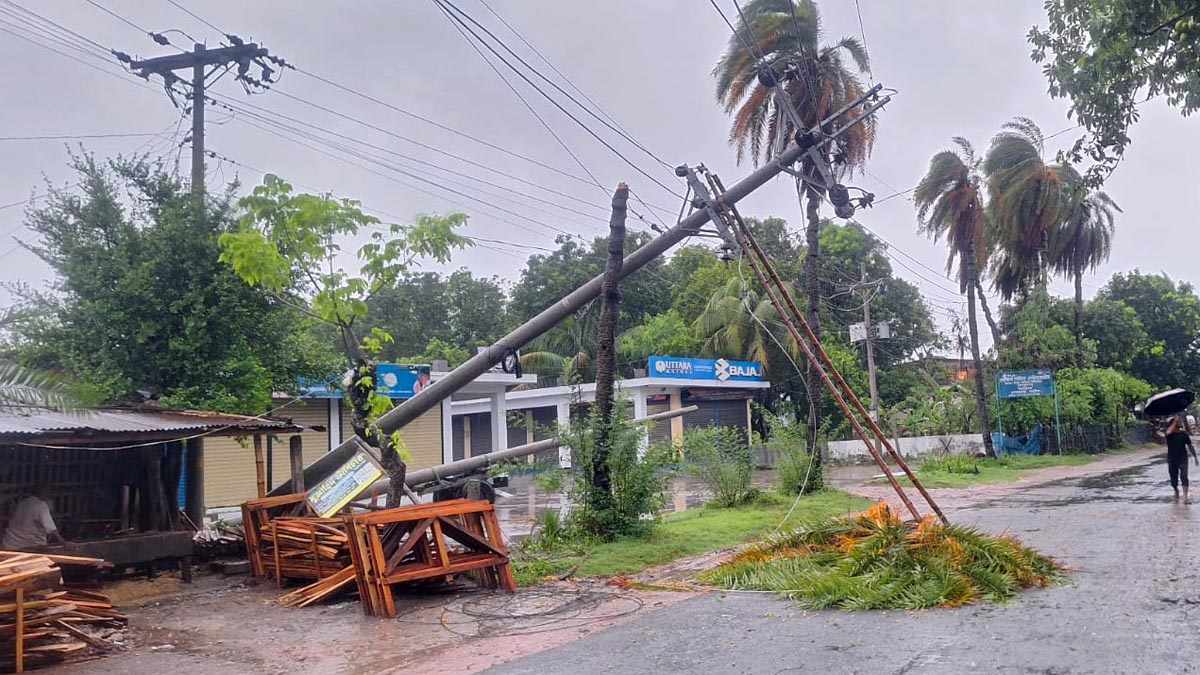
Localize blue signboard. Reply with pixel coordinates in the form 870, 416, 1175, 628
996, 369, 1055, 399
648, 356, 764, 382
298, 364, 432, 400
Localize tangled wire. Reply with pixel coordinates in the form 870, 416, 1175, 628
392, 584, 645, 638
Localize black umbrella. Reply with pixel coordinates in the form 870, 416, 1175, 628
1144, 388, 1196, 417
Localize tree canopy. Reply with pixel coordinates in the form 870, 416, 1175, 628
8, 154, 338, 414
1029, 0, 1200, 183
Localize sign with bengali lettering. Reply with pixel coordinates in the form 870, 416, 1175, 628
996, 369, 1055, 399
305, 445, 384, 517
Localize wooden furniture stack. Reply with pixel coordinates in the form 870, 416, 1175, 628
0, 551, 124, 672
344, 499, 515, 618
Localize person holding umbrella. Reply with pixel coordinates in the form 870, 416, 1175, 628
1144, 389, 1198, 502
1165, 414, 1198, 502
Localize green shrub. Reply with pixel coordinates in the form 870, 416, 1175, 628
682, 427, 757, 507
920, 454, 980, 475
770, 423, 821, 495
561, 407, 671, 540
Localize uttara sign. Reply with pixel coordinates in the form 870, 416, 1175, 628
996, 369, 1056, 399
648, 356, 764, 382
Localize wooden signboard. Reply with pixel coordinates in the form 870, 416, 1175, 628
305, 443, 383, 518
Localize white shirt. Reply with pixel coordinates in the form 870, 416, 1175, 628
3, 496, 58, 550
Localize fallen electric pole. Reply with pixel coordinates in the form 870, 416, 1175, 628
274, 84, 892, 497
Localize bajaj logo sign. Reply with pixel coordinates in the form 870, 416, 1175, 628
715, 358, 760, 381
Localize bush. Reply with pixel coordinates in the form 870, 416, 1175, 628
682, 427, 757, 507
561, 407, 671, 540
920, 454, 980, 475
770, 423, 821, 496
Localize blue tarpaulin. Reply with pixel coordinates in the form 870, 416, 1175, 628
991, 423, 1043, 457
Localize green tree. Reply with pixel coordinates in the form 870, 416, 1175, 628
983, 118, 1077, 300
1029, 1, 1200, 184
713, 0, 876, 449
618, 310, 702, 365
219, 174, 470, 503
1096, 271, 1200, 390
508, 233, 669, 357
15, 154, 335, 414
914, 137, 996, 455
1047, 184, 1120, 366
1081, 298, 1152, 372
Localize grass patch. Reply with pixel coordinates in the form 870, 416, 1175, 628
700, 502, 1062, 610
889, 453, 1100, 489
512, 490, 870, 586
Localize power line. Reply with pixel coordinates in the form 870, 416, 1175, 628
206, 94, 603, 236
853, 0, 873, 83
0, 132, 161, 141
437, 0, 674, 173
165, 0, 225, 37
433, 0, 683, 199
434, 0, 668, 234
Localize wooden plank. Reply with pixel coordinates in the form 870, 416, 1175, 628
437, 516, 507, 559
383, 519, 434, 574
383, 553, 506, 584
482, 510, 517, 591
430, 519, 451, 569
366, 525, 394, 618
15, 587, 23, 673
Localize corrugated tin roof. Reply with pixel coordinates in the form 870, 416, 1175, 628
0, 408, 293, 437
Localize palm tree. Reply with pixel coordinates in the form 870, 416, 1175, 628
1047, 186, 1120, 367
983, 117, 1077, 300
0, 362, 71, 411
913, 138, 996, 456
713, 0, 875, 448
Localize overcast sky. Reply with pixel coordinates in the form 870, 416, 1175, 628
1, 1, 1196, 352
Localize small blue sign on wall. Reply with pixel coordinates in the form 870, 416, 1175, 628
648, 356, 764, 382
997, 369, 1055, 399
299, 364, 433, 400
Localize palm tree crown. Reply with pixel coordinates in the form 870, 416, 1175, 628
1047, 189, 1119, 280
913, 138, 987, 293
983, 117, 1077, 299
713, 0, 875, 167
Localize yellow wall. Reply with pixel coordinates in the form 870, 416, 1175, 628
203, 399, 332, 508
339, 403, 444, 470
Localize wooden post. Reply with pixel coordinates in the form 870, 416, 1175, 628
289, 435, 305, 493
119, 485, 130, 532
253, 434, 266, 498
184, 437, 205, 527
14, 587, 23, 673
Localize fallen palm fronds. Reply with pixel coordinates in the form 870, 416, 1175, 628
699, 502, 1061, 610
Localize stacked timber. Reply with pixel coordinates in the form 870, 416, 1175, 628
344, 499, 515, 618
0, 552, 124, 672
257, 518, 351, 582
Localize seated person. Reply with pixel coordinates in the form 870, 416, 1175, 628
2, 484, 65, 550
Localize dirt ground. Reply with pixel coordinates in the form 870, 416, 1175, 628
53, 445, 1166, 674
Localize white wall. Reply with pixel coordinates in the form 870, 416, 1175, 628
827, 434, 985, 463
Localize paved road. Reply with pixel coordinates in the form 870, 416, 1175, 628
489, 451, 1200, 674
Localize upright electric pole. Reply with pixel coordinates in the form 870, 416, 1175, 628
860, 263, 880, 426
116, 38, 286, 204
190, 44, 205, 205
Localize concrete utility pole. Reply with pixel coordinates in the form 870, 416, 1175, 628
860, 263, 881, 427
121, 40, 282, 204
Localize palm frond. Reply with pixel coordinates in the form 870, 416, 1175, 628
0, 362, 72, 412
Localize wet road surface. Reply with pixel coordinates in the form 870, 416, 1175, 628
489, 450, 1200, 674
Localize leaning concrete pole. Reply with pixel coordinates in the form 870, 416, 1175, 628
273, 86, 889, 496
374, 146, 808, 436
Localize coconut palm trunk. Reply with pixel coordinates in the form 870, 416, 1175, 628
1073, 269, 1084, 368
592, 184, 628, 499
973, 277, 1002, 347
802, 180, 824, 464
965, 244, 995, 457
